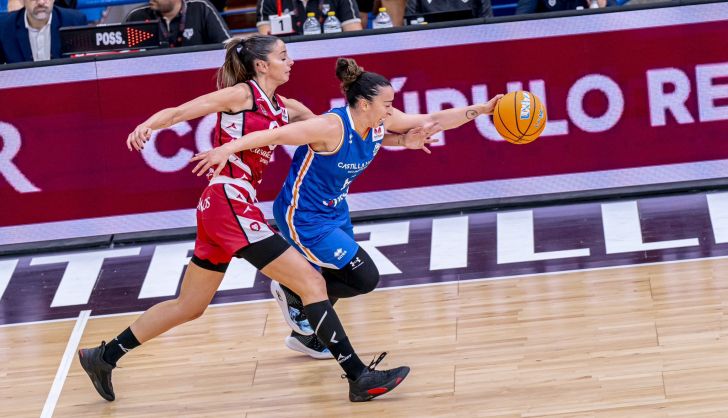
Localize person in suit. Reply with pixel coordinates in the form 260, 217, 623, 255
515, 0, 612, 13
0, 0, 87, 64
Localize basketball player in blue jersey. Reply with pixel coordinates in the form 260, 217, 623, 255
77, 38, 412, 405
192, 57, 503, 358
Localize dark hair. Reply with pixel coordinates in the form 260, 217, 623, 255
335, 58, 391, 107
217, 35, 280, 89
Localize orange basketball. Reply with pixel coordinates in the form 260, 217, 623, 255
493, 91, 547, 144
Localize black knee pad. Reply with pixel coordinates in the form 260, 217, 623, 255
343, 247, 380, 294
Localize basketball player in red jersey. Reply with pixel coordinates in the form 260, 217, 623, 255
77, 35, 415, 403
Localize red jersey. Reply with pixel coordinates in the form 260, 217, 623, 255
214, 79, 289, 188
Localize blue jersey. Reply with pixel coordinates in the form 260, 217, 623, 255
272, 106, 385, 267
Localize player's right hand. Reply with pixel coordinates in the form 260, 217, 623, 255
127, 125, 153, 151
190, 147, 229, 178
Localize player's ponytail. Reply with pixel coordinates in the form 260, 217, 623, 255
217, 35, 280, 89
336, 57, 391, 107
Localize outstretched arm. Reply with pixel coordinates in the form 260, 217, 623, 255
190, 115, 342, 177
279, 96, 317, 122
382, 123, 442, 154
126, 85, 251, 151
386, 94, 503, 134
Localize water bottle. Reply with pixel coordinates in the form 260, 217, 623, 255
373, 7, 393, 29
303, 12, 321, 35
323, 11, 342, 33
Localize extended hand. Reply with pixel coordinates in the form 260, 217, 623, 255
126, 125, 153, 151
480, 94, 505, 115
190, 147, 231, 178
402, 122, 442, 154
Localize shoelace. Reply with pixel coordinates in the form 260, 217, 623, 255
367, 352, 387, 371
342, 352, 388, 380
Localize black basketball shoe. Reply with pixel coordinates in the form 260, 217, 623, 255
78, 341, 116, 401
346, 352, 410, 402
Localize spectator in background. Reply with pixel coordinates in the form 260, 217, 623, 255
0, 0, 87, 64
516, 0, 612, 13
256, 0, 362, 34
124, 0, 230, 47
355, 0, 373, 27
7, 0, 23, 11
471, 0, 492, 17
405, 0, 491, 22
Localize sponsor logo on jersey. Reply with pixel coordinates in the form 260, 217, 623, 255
334, 248, 347, 260
323, 192, 348, 208
373, 143, 382, 155
349, 257, 363, 270
250, 147, 273, 162
337, 161, 372, 172
373, 124, 385, 142
196, 197, 210, 212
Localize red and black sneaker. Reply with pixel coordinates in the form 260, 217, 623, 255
78, 341, 116, 401
345, 352, 410, 402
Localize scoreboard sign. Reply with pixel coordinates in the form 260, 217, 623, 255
60, 21, 161, 55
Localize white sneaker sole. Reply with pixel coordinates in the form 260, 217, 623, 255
284, 336, 333, 360
270, 281, 314, 336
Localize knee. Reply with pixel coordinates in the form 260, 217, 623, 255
352, 260, 380, 295
188, 307, 206, 321
176, 299, 207, 322
298, 271, 328, 301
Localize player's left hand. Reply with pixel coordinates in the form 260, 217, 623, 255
190, 147, 230, 178
480, 94, 505, 115
402, 122, 442, 154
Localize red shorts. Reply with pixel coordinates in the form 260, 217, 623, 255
193, 179, 275, 267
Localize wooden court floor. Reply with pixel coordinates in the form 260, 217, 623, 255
4, 257, 728, 417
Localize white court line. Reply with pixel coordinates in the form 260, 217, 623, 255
40, 310, 91, 418
4, 252, 728, 331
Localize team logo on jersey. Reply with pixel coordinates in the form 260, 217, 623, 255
373, 125, 385, 142
183, 28, 194, 40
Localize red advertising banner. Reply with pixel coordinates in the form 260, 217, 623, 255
1, 4, 727, 244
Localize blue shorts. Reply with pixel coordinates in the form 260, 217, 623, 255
272, 201, 358, 269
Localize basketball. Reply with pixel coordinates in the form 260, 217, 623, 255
493, 91, 547, 144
